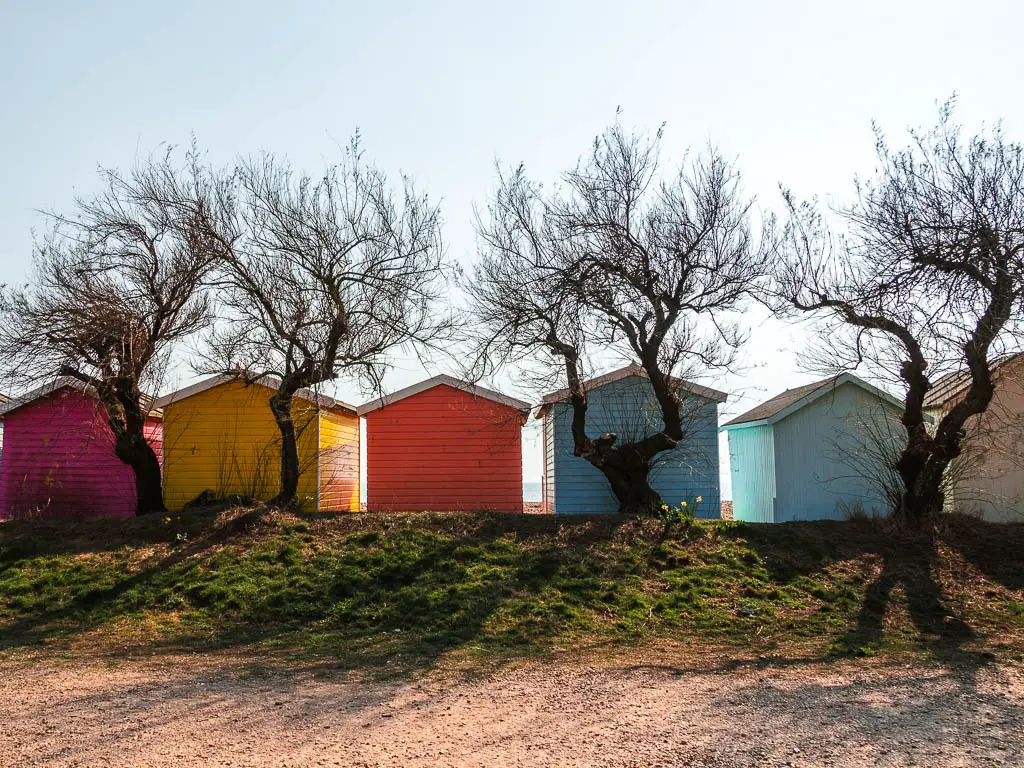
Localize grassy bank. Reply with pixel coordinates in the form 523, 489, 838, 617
1, 508, 1022, 671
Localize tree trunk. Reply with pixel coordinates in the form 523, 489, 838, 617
106, 403, 164, 518
103, 385, 166, 515
116, 433, 165, 515
894, 430, 953, 529
268, 389, 300, 508
600, 459, 661, 515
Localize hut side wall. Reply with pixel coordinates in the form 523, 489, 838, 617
161, 380, 320, 510
929, 361, 1024, 522
318, 408, 361, 512
548, 375, 721, 516
0, 387, 161, 519
726, 424, 777, 523
364, 384, 524, 512
771, 381, 898, 521
542, 410, 556, 513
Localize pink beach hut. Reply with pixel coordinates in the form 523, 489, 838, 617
0, 378, 163, 520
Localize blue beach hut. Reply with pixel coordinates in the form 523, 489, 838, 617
537, 364, 728, 515
721, 373, 905, 523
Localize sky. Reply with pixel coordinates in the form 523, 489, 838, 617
2, 0, 1022, 493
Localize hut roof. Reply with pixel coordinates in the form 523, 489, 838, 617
152, 373, 356, 414
721, 373, 903, 429
922, 353, 1024, 410
0, 377, 158, 419
536, 363, 727, 419
356, 374, 530, 417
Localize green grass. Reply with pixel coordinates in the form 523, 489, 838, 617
1, 508, 1022, 671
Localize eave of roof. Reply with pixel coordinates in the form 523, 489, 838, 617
0, 377, 161, 418
152, 373, 357, 414
922, 353, 1024, 410
356, 374, 531, 416
536, 363, 728, 420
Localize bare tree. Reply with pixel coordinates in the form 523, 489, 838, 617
467, 120, 770, 514
776, 101, 1024, 528
0, 148, 229, 513
203, 136, 449, 507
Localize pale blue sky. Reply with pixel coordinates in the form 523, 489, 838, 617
2, 1, 1022, 489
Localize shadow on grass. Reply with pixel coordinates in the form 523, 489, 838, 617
0, 508, 638, 676
940, 515, 1024, 592
736, 520, 997, 685
1, 509, 1018, 680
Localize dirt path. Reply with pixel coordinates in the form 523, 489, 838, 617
1, 655, 1021, 767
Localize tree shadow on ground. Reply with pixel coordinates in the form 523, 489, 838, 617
703, 663, 1023, 765
737, 520, 996, 685
940, 515, 1024, 592
0, 506, 280, 648
1, 510, 1018, 681
0, 508, 630, 676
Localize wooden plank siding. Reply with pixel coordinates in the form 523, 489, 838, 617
726, 424, 776, 523
924, 359, 1024, 522
0, 386, 163, 519
364, 384, 524, 512
318, 407, 360, 511
541, 411, 556, 513
771, 381, 898, 521
161, 380, 321, 510
543, 375, 722, 516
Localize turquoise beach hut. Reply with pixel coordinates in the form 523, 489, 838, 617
537, 364, 728, 515
721, 373, 905, 523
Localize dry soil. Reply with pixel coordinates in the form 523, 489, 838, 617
1, 654, 1022, 767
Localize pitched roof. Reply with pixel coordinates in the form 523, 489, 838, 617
536, 363, 728, 419
721, 373, 903, 429
922, 353, 1024, 410
152, 373, 356, 414
355, 374, 531, 416
0, 377, 159, 419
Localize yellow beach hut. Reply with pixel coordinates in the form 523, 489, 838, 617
153, 374, 360, 512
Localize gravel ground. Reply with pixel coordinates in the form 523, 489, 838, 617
1, 655, 1022, 767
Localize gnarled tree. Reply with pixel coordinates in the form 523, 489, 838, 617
0, 149, 228, 514
204, 138, 449, 507
467, 121, 769, 514
776, 103, 1024, 528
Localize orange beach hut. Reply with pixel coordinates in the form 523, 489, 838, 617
358, 375, 530, 512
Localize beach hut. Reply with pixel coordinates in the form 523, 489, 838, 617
721, 373, 904, 523
0, 391, 9, 462
154, 374, 359, 512
537, 364, 727, 515
0, 378, 163, 519
923, 354, 1024, 522
357, 375, 530, 512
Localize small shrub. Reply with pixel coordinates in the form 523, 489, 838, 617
655, 494, 707, 524
837, 500, 884, 522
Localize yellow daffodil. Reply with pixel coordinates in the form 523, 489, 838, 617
696, 496, 703, 503
681, 501, 687, 507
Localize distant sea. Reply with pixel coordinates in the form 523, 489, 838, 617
523, 481, 542, 503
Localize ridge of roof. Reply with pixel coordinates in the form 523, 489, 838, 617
538, 364, 728, 417
152, 373, 357, 413
721, 372, 903, 429
356, 374, 531, 416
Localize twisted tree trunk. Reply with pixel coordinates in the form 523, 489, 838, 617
268, 386, 301, 508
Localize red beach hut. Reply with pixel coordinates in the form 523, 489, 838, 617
0, 378, 163, 519
358, 375, 530, 512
